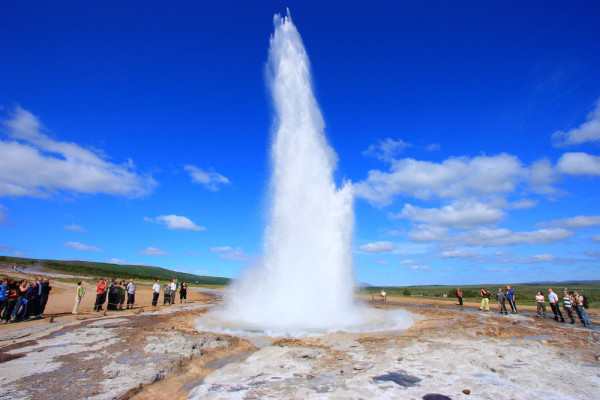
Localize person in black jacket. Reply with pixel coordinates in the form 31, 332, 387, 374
39, 278, 52, 315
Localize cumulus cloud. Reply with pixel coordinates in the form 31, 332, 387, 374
354, 154, 529, 206
362, 138, 411, 161
395, 201, 505, 229
64, 224, 86, 232
145, 215, 205, 231
556, 152, 600, 176
357, 241, 397, 253
552, 98, 600, 147
439, 250, 480, 259
185, 165, 230, 191
408, 265, 430, 271
399, 259, 427, 265
408, 225, 449, 242
506, 199, 538, 210
210, 246, 251, 261
138, 246, 170, 255
540, 215, 600, 229
0, 107, 156, 198
64, 241, 102, 252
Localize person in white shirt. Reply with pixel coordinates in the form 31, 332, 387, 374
380, 289, 387, 301
151, 280, 160, 307
535, 291, 546, 318
126, 279, 136, 309
170, 279, 178, 305
548, 288, 564, 323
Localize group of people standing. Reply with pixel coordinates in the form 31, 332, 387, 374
0, 276, 52, 323
152, 279, 187, 306
458, 285, 592, 328
84, 277, 138, 314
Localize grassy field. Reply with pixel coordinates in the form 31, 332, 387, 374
362, 282, 600, 307
0, 255, 230, 287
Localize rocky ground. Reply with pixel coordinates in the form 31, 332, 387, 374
1, 293, 599, 400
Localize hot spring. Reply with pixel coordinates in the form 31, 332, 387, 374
196, 11, 414, 336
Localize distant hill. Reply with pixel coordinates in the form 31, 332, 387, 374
0, 255, 231, 286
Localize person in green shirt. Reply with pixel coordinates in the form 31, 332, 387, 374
72, 281, 84, 315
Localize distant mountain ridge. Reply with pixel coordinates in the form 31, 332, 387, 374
0, 255, 230, 286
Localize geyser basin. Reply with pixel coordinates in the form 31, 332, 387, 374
198, 11, 415, 336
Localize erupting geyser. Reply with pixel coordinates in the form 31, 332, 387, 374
197, 11, 414, 335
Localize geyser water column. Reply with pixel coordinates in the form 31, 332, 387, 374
197, 12, 414, 335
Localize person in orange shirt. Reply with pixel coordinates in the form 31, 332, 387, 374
94, 278, 107, 312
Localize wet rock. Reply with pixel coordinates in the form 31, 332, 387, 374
373, 371, 421, 387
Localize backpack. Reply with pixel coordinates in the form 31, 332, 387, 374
582, 295, 589, 309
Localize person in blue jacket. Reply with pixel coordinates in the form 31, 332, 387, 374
506, 285, 517, 314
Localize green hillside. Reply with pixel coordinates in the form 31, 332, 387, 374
0, 255, 230, 286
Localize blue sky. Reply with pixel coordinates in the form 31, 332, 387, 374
1, 1, 599, 286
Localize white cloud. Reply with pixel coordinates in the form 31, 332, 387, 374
556, 152, 600, 176
210, 246, 251, 261
552, 98, 600, 147
506, 199, 538, 210
185, 165, 230, 191
426, 143, 441, 152
64, 224, 86, 232
376, 259, 389, 265
541, 215, 600, 229
0, 107, 155, 198
449, 227, 575, 247
396, 201, 505, 229
358, 241, 397, 253
105, 258, 126, 264
354, 154, 527, 206
408, 265, 430, 271
439, 250, 480, 259
408, 225, 574, 247
138, 246, 170, 256
399, 259, 427, 265
145, 214, 205, 231
362, 138, 411, 161
592, 235, 600, 244
64, 241, 102, 252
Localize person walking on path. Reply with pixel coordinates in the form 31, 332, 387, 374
152, 280, 160, 306
180, 282, 187, 303
456, 288, 463, 307
126, 279, 136, 309
480, 288, 490, 311
506, 285, 517, 313
94, 278, 107, 312
548, 288, 565, 322
535, 291, 547, 317
73, 281, 84, 315
496, 288, 508, 314
562, 290, 576, 324
573, 291, 591, 328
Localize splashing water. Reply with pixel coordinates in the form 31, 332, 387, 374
197, 12, 414, 336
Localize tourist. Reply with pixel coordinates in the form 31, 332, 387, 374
152, 279, 160, 306
94, 278, 107, 312
496, 288, 508, 315
23, 281, 38, 320
73, 281, 84, 315
0, 279, 7, 318
107, 278, 119, 310
12, 279, 29, 320
170, 279, 178, 305
506, 285, 517, 313
180, 281, 188, 303
380, 289, 387, 301
40, 278, 52, 315
573, 291, 591, 328
456, 288, 463, 306
34, 276, 43, 317
562, 290, 576, 324
126, 279, 136, 309
480, 288, 490, 311
163, 282, 171, 305
535, 291, 546, 318
548, 288, 564, 323
118, 280, 126, 310
2, 279, 18, 323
